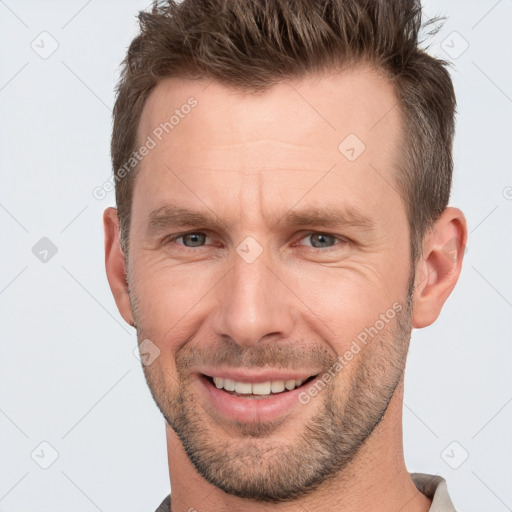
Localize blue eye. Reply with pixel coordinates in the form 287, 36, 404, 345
165, 231, 347, 251
168, 232, 208, 247
301, 233, 337, 248
298, 232, 346, 249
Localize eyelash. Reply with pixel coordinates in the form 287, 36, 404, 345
164, 231, 349, 251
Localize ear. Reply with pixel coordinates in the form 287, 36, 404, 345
103, 207, 135, 327
412, 207, 468, 329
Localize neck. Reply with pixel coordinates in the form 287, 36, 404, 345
164, 380, 431, 512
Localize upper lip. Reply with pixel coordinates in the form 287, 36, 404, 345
199, 368, 320, 383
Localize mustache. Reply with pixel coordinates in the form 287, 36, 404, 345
176, 338, 337, 371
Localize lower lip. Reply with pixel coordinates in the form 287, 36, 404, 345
198, 375, 313, 423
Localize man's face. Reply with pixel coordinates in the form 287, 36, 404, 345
127, 67, 414, 501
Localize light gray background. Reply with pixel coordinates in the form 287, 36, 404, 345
1, 0, 511, 511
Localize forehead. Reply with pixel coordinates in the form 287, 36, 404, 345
133, 67, 405, 229
138, 66, 402, 163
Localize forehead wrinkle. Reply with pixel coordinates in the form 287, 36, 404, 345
235, 166, 267, 230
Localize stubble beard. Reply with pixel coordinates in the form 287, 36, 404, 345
131, 285, 414, 503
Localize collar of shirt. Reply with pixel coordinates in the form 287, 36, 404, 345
411, 473, 457, 511
154, 472, 457, 512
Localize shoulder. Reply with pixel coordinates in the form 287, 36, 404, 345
410, 472, 458, 512
153, 493, 171, 512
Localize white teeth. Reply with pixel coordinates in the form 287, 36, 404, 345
223, 378, 236, 391
284, 379, 296, 391
252, 381, 271, 395
211, 376, 309, 395
271, 380, 285, 393
234, 381, 252, 394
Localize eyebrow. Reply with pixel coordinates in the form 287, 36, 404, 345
146, 203, 375, 236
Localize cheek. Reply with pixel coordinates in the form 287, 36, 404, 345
130, 258, 216, 342
286, 264, 404, 352
129, 239, 409, 360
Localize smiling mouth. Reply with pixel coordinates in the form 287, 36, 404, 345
202, 374, 318, 398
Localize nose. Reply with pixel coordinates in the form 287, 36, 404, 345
210, 247, 295, 348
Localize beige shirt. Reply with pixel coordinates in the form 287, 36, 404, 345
411, 473, 457, 511
154, 473, 457, 511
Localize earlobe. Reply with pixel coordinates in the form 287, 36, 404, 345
412, 207, 468, 329
103, 207, 135, 327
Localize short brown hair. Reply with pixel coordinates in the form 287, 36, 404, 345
111, 0, 455, 264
